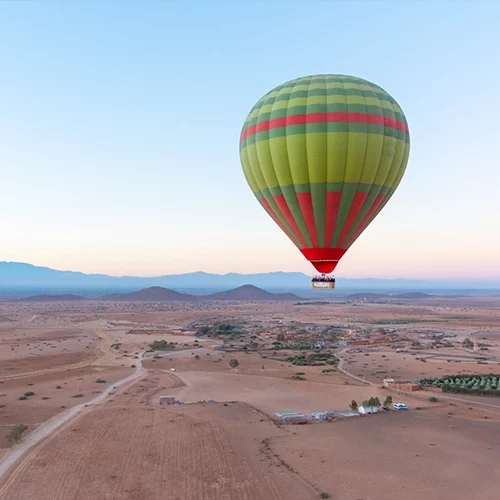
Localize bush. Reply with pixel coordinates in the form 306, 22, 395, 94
428, 396, 439, 403
56, 386, 62, 389
6, 424, 28, 446
18, 396, 28, 401
229, 359, 239, 369
319, 493, 330, 499
24, 392, 35, 397
95, 378, 107, 384
72, 394, 84, 398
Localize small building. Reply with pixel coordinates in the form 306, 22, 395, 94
273, 412, 309, 425
358, 405, 378, 415
159, 396, 178, 406
383, 378, 421, 392
311, 411, 328, 421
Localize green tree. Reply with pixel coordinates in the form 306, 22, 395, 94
349, 400, 358, 411
277, 333, 285, 341
384, 395, 393, 406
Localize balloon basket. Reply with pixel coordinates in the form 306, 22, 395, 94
311, 277, 336, 289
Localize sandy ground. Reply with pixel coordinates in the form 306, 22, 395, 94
0, 297, 500, 499
344, 348, 500, 384
271, 407, 500, 500
0, 365, 133, 448
0, 403, 317, 500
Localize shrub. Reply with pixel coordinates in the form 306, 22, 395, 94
95, 378, 107, 384
428, 396, 439, 403
18, 396, 27, 401
6, 424, 28, 446
56, 386, 62, 389
319, 493, 330, 499
72, 394, 84, 398
24, 392, 35, 397
229, 359, 239, 369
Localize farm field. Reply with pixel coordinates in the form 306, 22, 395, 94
0, 403, 317, 500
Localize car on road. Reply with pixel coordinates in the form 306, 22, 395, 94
393, 402, 408, 410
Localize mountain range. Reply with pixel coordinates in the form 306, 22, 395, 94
1, 261, 500, 295
17, 285, 300, 302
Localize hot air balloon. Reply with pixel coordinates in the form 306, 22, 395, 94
239, 74, 410, 289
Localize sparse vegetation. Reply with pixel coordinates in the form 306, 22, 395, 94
6, 424, 28, 446
148, 340, 176, 351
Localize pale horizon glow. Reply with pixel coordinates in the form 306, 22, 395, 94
1, 1, 499, 280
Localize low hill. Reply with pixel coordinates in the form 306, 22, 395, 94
101, 286, 196, 301
19, 294, 87, 302
206, 284, 300, 301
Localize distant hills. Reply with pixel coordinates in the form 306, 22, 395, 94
17, 285, 300, 302
19, 293, 87, 302
205, 285, 299, 301
1, 261, 500, 295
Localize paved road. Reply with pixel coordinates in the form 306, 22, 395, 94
0, 352, 146, 482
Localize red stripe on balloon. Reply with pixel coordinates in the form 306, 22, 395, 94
273, 194, 308, 248
343, 193, 386, 249
337, 191, 369, 248
296, 192, 318, 247
240, 112, 409, 141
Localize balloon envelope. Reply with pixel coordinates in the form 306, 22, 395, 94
239, 74, 410, 274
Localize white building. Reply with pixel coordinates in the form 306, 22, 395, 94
311, 411, 328, 421
358, 405, 378, 415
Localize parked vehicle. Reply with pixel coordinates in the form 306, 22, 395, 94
393, 402, 408, 410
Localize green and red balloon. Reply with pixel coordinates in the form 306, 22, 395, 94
239, 74, 410, 275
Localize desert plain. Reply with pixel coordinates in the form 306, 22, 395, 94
0, 293, 499, 499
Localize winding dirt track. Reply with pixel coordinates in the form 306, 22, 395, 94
0, 345, 146, 483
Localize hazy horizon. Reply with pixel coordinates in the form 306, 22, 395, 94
2, 1, 499, 280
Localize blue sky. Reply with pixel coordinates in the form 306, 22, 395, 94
1, 0, 499, 279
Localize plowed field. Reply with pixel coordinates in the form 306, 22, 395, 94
0, 403, 316, 500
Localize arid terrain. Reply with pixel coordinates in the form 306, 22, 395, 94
0, 294, 499, 499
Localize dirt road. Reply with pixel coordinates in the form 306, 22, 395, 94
0, 351, 146, 482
